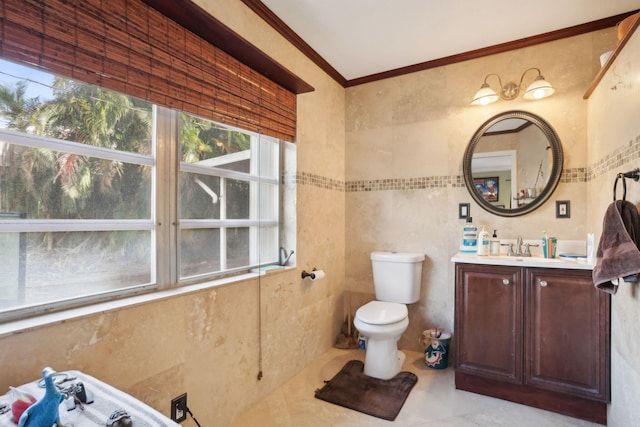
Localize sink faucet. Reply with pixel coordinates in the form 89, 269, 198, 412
507, 236, 539, 257
515, 236, 524, 256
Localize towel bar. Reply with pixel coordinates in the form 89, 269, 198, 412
613, 168, 640, 201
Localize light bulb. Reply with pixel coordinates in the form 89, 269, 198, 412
532, 88, 546, 99
523, 75, 554, 100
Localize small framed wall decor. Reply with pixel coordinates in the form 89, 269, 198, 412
459, 203, 470, 219
473, 177, 499, 202
556, 200, 570, 218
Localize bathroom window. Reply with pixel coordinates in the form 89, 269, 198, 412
178, 113, 280, 282
0, 59, 283, 321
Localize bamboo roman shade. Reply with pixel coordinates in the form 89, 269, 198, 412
0, 0, 297, 141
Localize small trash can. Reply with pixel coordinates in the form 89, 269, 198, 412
357, 332, 367, 350
420, 328, 451, 369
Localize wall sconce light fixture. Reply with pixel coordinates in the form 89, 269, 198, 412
471, 67, 555, 106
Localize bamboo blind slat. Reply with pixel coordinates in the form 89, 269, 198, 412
0, 0, 297, 141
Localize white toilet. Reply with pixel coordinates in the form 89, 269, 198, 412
354, 251, 425, 380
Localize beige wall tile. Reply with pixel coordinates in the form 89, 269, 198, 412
587, 26, 640, 426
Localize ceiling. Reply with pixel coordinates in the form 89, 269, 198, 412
258, 0, 639, 82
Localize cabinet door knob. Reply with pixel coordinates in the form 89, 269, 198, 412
502, 279, 510, 285
540, 280, 548, 287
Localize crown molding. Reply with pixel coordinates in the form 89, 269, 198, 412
240, 2, 638, 88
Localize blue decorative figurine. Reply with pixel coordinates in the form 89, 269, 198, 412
18, 367, 64, 427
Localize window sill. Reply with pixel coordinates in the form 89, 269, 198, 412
0, 266, 296, 338
250, 265, 294, 275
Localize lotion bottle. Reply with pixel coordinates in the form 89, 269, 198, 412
477, 225, 490, 256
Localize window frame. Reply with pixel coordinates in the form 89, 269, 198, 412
0, 84, 283, 322
0, 0, 305, 324
0, 121, 159, 318
175, 111, 281, 284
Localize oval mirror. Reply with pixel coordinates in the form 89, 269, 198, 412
463, 110, 563, 217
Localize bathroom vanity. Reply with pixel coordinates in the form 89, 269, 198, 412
451, 254, 609, 425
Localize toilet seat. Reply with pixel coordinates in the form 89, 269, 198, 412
356, 301, 407, 325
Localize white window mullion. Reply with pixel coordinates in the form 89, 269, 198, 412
179, 219, 276, 229
249, 135, 260, 266
154, 106, 179, 288
0, 219, 154, 233
219, 176, 227, 271
0, 128, 154, 167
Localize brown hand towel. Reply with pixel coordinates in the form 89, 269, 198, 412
593, 200, 640, 294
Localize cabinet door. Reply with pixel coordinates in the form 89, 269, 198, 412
455, 263, 523, 383
525, 268, 610, 401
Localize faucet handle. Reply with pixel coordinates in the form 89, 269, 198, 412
523, 243, 539, 256
502, 243, 515, 256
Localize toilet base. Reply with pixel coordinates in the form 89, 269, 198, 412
363, 337, 406, 380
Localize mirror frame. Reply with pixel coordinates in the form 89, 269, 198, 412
463, 110, 564, 217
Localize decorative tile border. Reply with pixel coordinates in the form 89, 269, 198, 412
282, 171, 345, 190
586, 134, 640, 181
291, 170, 593, 192
285, 172, 466, 192
345, 176, 465, 192
560, 168, 588, 183
289, 132, 640, 192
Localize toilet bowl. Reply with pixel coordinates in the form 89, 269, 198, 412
354, 300, 409, 380
354, 251, 425, 380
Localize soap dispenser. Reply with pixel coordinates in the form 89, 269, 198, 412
490, 230, 500, 255
477, 225, 490, 256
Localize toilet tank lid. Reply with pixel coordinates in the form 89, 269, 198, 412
357, 301, 408, 325
371, 251, 425, 262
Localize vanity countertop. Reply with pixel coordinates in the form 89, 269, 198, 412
451, 252, 595, 270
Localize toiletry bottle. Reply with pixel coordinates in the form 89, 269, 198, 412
587, 233, 595, 263
460, 217, 478, 253
548, 236, 557, 258
490, 230, 500, 255
477, 225, 490, 256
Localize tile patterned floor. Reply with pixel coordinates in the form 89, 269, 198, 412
230, 348, 602, 426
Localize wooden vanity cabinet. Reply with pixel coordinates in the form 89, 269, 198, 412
454, 264, 523, 383
454, 263, 610, 424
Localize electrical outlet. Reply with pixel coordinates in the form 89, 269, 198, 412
171, 393, 187, 423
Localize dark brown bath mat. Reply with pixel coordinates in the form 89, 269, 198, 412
314, 359, 417, 421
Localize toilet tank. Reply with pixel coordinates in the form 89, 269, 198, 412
371, 251, 425, 303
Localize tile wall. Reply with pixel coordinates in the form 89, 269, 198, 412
587, 25, 640, 426
343, 28, 617, 352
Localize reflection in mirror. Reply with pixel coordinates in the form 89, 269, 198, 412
463, 111, 563, 217
474, 119, 550, 208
